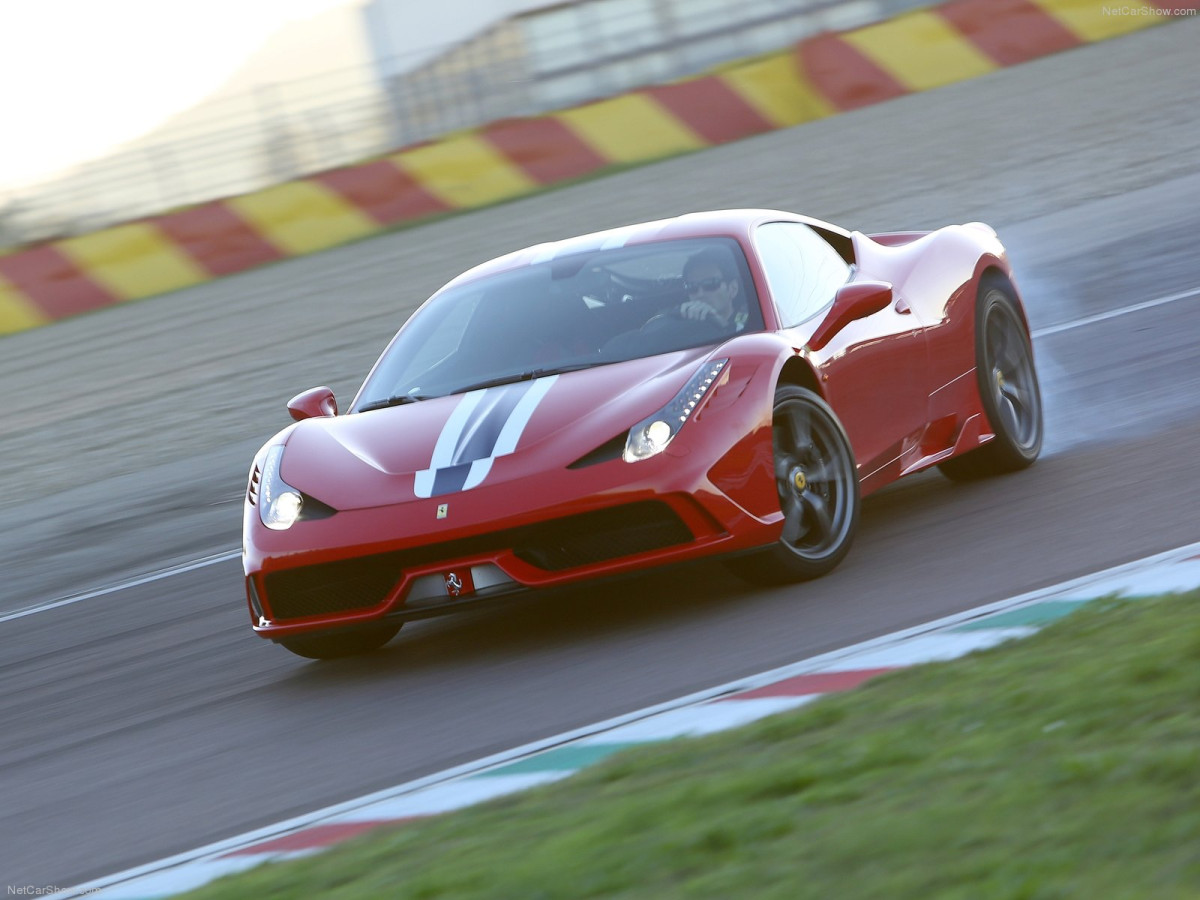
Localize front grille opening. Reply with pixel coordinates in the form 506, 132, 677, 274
264, 558, 401, 621
513, 501, 692, 571
260, 501, 694, 620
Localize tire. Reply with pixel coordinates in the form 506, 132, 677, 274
728, 385, 860, 585
940, 275, 1043, 482
278, 623, 401, 660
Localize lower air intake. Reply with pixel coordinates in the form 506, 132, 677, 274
513, 501, 692, 571
261, 501, 693, 620
264, 559, 400, 621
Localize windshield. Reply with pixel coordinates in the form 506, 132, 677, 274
353, 237, 762, 411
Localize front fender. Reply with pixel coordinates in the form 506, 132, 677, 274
696, 332, 804, 521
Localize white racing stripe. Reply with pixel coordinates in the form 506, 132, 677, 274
6, 285, 1197, 623
461, 374, 558, 491
492, 374, 557, 457
414, 386, 488, 498
415, 375, 558, 497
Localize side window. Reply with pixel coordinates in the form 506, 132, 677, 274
755, 223, 851, 327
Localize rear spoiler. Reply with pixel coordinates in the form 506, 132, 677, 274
865, 231, 931, 247
867, 222, 996, 246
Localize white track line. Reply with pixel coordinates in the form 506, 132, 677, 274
1031, 285, 1200, 338
6, 283, 1198, 625
0, 550, 241, 624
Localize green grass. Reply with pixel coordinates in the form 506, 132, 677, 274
187, 592, 1200, 899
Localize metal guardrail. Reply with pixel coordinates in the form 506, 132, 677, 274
0, 0, 926, 249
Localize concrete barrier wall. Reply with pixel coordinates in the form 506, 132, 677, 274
0, 0, 1193, 336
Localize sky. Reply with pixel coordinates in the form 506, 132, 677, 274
0, 0, 558, 195
0, 0, 362, 192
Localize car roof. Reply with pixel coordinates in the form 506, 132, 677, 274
441, 209, 849, 290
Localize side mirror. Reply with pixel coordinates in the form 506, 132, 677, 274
806, 281, 893, 352
287, 386, 338, 421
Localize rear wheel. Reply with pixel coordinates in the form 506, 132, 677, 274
278, 623, 401, 660
940, 275, 1043, 481
728, 385, 860, 585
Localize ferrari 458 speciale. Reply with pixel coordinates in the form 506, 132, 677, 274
243, 209, 1042, 658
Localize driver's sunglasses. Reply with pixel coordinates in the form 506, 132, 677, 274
684, 276, 725, 294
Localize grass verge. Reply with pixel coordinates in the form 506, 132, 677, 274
186, 591, 1200, 899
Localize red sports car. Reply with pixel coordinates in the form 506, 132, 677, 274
243, 209, 1042, 659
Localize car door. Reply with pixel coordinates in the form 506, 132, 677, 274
754, 222, 930, 482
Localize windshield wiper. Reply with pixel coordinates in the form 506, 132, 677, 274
359, 363, 601, 412
357, 393, 431, 412
447, 363, 599, 395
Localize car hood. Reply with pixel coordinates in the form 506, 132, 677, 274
279, 348, 717, 510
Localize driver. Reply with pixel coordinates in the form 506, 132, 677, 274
679, 249, 746, 331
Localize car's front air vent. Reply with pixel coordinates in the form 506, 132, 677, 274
514, 501, 692, 570
265, 559, 400, 621
247, 465, 261, 506
299, 494, 337, 521
567, 434, 626, 469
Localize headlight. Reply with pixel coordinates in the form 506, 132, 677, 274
624, 359, 728, 462
257, 445, 304, 530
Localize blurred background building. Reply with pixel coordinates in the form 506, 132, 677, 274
0, 0, 926, 248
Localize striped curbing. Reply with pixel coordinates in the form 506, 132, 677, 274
1, 0, 1196, 336
69, 541, 1200, 899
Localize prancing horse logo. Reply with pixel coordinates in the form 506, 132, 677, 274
445, 572, 464, 597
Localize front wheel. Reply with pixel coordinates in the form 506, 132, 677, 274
728, 385, 860, 585
277, 623, 401, 660
940, 275, 1043, 481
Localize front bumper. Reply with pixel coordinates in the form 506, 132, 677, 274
244, 385, 781, 640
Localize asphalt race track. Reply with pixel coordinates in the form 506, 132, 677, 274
3, 20, 1200, 888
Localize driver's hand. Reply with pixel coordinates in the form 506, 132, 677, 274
680, 300, 715, 321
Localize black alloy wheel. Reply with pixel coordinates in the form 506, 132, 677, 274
940, 275, 1043, 481
729, 385, 860, 584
